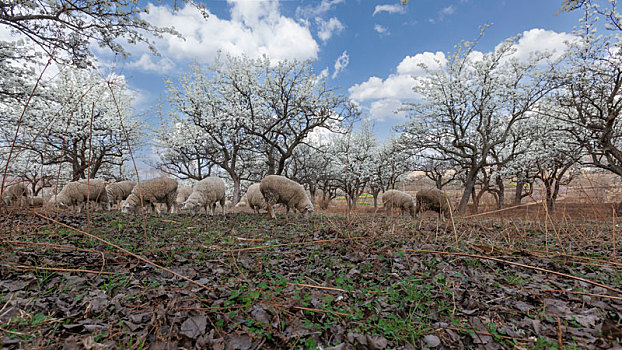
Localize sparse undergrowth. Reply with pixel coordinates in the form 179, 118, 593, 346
0, 208, 621, 349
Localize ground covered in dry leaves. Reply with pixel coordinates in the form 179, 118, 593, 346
0, 208, 621, 349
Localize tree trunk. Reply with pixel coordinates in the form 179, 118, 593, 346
514, 180, 524, 205
232, 177, 241, 205
308, 185, 316, 206
544, 179, 555, 211
458, 172, 477, 214
495, 176, 505, 209
371, 187, 381, 209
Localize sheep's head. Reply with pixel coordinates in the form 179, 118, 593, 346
121, 202, 136, 214
301, 204, 314, 219
49, 196, 68, 209
181, 201, 201, 215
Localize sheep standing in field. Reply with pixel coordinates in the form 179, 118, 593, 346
416, 188, 452, 219
382, 189, 416, 217
175, 185, 193, 209
246, 183, 267, 214
29, 197, 45, 207
122, 177, 178, 215
105, 180, 136, 209
181, 177, 225, 216
47, 179, 110, 213
260, 175, 314, 219
1, 183, 32, 207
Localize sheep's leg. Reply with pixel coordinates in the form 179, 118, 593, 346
220, 198, 226, 216
266, 204, 276, 220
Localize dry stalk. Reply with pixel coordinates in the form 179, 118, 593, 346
106, 81, 147, 239
534, 288, 622, 301
1, 56, 53, 202
33, 211, 214, 292
288, 282, 348, 293
402, 249, 622, 295
440, 326, 536, 344
292, 306, 349, 317
10, 265, 116, 275
208, 235, 378, 254
557, 316, 563, 349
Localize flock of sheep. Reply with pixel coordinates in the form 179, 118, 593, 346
1, 175, 453, 219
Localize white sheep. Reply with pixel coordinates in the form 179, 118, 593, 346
121, 177, 178, 215
416, 188, 452, 219
1, 182, 32, 207
181, 177, 226, 216
105, 180, 136, 209
175, 185, 193, 209
246, 183, 267, 214
48, 179, 110, 213
260, 175, 314, 219
382, 189, 415, 217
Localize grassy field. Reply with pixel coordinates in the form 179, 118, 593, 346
0, 204, 621, 349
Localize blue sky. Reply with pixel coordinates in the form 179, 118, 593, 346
99, 0, 583, 139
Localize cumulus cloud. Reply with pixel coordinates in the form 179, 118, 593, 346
369, 99, 408, 121
349, 51, 445, 102
373, 4, 406, 16
507, 28, 576, 62
374, 24, 389, 35
332, 51, 349, 79
348, 29, 575, 121
126, 54, 175, 72
137, 1, 319, 64
397, 51, 447, 75
317, 17, 344, 42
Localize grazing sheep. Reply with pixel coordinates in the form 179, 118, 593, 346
246, 183, 267, 214
29, 197, 45, 207
260, 175, 314, 219
175, 186, 193, 209
122, 177, 178, 215
48, 179, 110, 213
181, 177, 226, 216
235, 197, 248, 208
416, 188, 452, 219
1, 183, 32, 207
105, 180, 137, 209
382, 189, 416, 217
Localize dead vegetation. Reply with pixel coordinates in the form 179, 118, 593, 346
0, 203, 621, 349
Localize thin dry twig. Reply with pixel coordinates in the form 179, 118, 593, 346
33, 211, 214, 292
403, 249, 622, 295
10, 265, 116, 275
292, 306, 349, 317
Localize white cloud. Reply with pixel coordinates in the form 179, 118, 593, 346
348, 29, 576, 121
397, 51, 447, 75
296, 0, 345, 19
318, 68, 329, 80
440, 5, 455, 16
349, 52, 445, 102
374, 24, 389, 35
368, 99, 408, 121
332, 51, 349, 79
373, 4, 406, 16
349, 74, 416, 101
126, 54, 175, 72
507, 28, 576, 62
317, 17, 344, 42
137, 1, 319, 64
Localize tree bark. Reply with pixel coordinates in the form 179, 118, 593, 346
458, 171, 477, 213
